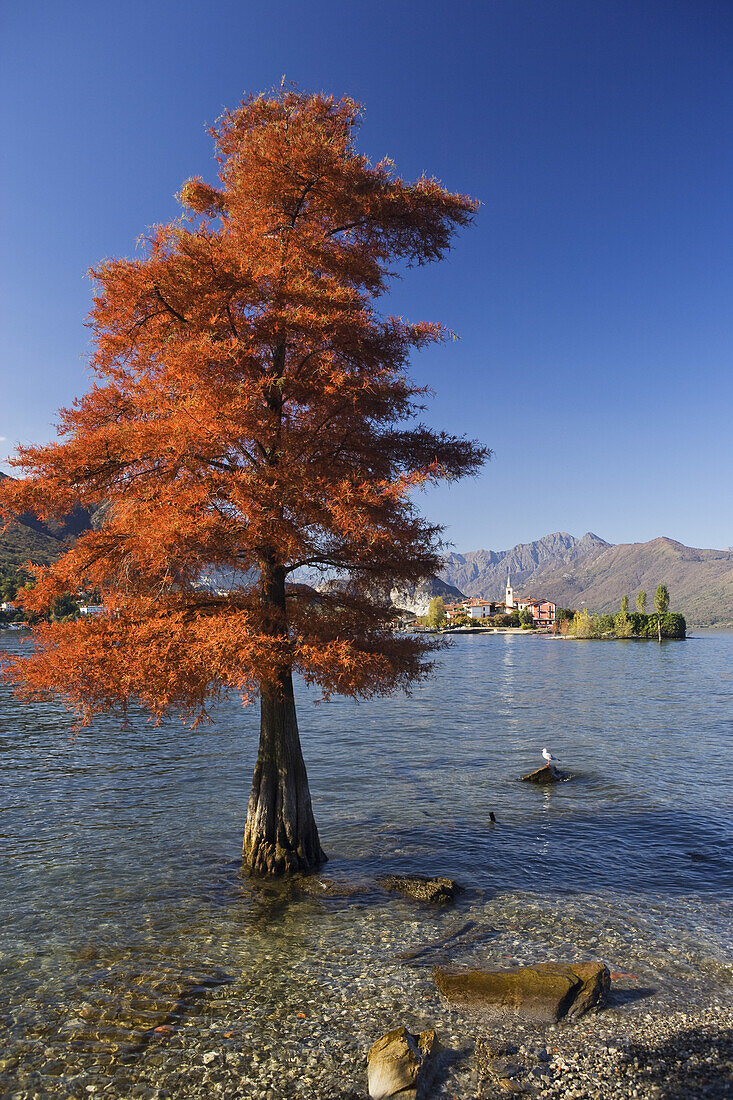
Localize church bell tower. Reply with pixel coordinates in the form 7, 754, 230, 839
505, 572, 514, 609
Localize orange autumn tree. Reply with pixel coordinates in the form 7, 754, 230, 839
0, 89, 488, 875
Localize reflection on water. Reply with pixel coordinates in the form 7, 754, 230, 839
1, 631, 732, 1096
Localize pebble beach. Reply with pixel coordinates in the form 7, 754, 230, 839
474, 1003, 733, 1099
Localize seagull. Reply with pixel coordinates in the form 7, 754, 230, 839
542, 748, 559, 766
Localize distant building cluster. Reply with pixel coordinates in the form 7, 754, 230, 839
443, 575, 556, 625
1, 602, 104, 616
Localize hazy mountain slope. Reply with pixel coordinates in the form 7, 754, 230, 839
314, 574, 464, 617
389, 576, 464, 616
441, 532, 733, 627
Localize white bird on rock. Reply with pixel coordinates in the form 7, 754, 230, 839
542, 748, 559, 766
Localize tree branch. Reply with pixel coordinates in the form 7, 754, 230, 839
152, 283, 189, 324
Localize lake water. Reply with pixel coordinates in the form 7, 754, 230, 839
1, 631, 731, 1098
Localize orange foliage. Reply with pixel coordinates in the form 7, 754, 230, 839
0, 88, 487, 725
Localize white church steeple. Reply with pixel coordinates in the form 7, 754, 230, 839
505, 572, 514, 609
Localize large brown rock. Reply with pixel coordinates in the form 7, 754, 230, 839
433, 961, 610, 1022
520, 764, 565, 784
367, 1027, 440, 1099
378, 874, 461, 903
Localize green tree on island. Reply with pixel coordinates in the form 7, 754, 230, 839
636, 590, 647, 613
615, 608, 632, 637
654, 584, 670, 642
519, 607, 534, 628
569, 609, 596, 638
426, 597, 447, 629
615, 595, 631, 637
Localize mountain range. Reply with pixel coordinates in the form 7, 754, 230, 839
440, 532, 733, 628
1, 473, 730, 627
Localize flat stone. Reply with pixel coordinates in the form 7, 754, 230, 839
367, 1027, 440, 1099
433, 961, 610, 1022
378, 875, 461, 904
520, 764, 566, 784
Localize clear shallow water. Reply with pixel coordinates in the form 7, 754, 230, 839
1, 631, 731, 1097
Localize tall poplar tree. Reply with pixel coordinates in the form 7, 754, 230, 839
654, 584, 670, 614
0, 89, 487, 875
654, 583, 669, 642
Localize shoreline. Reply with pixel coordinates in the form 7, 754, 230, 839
419, 626, 690, 640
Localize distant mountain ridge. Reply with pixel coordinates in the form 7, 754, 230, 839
440, 532, 733, 628
442, 532, 610, 596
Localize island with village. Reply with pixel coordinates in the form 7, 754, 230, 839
408, 574, 686, 639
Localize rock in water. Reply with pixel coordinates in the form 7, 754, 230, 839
367, 1027, 440, 1099
474, 1038, 531, 1095
377, 874, 461, 903
295, 875, 369, 899
433, 961, 610, 1022
520, 764, 565, 784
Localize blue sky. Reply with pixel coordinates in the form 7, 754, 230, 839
1, 0, 731, 552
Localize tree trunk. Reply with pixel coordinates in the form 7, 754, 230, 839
242, 669, 326, 875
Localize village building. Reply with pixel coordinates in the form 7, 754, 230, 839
444, 598, 501, 620
443, 600, 469, 619
505, 574, 556, 624
443, 576, 556, 626
465, 598, 502, 620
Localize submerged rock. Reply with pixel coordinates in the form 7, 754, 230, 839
520, 764, 566, 784
433, 961, 610, 1022
295, 876, 370, 899
367, 1026, 440, 1099
377, 874, 461, 904
474, 1038, 533, 1095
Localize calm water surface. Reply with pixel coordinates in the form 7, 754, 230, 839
1, 631, 731, 1097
